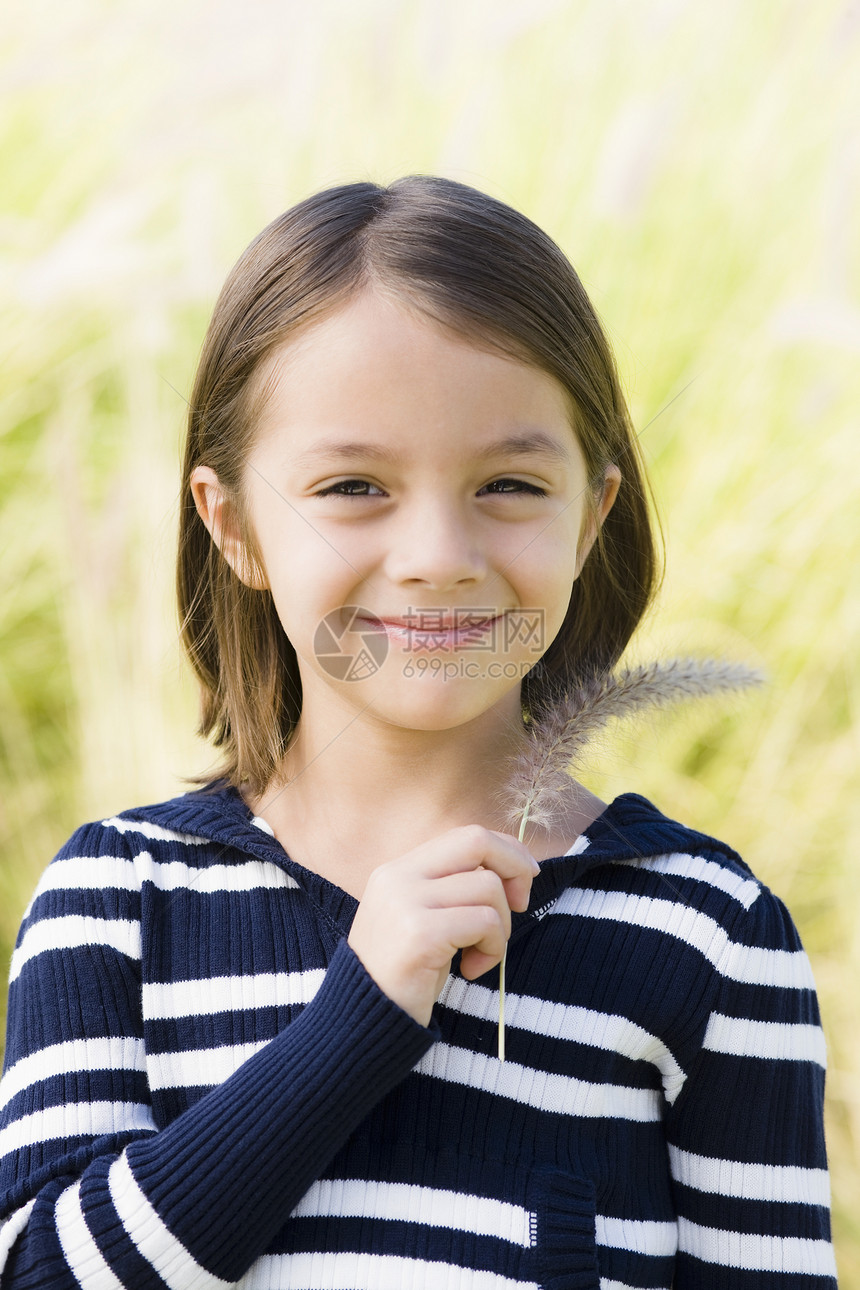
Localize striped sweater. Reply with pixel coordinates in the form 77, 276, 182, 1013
0, 785, 836, 1289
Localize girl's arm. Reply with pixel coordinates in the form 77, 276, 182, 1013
0, 823, 436, 1288
0, 818, 537, 1288
665, 886, 837, 1288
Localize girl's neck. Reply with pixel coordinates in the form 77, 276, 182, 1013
252, 698, 526, 839
243, 698, 607, 890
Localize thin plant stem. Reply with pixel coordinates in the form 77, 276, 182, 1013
498, 805, 531, 1062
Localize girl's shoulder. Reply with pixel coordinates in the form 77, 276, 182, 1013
10, 784, 296, 985
554, 791, 756, 889
582, 791, 749, 866
24, 782, 285, 907
541, 792, 807, 958
55, 781, 264, 848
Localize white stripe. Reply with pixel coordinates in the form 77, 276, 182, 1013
614, 852, 761, 909
0, 1100, 155, 1159
554, 888, 816, 989
0, 1037, 147, 1112
147, 1041, 269, 1090
9, 917, 140, 982
292, 1178, 533, 1247
703, 1013, 827, 1067
27, 853, 298, 901
20, 856, 138, 920
439, 977, 686, 1103
142, 968, 324, 1019
668, 1146, 832, 1205
678, 1216, 837, 1275
132, 850, 298, 894
103, 816, 208, 845
595, 1215, 677, 1256
108, 1152, 232, 1289
414, 1043, 660, 1121
236, 1253, 539, 1289
600, 1282, 669, 1290
55, 1181, 125, 1289
29, 856, 140, 900
0, 1200, 36, 1273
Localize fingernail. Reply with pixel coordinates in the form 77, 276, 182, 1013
531, 857, 541, 874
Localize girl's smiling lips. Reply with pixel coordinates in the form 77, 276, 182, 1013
354, 612, 507, 650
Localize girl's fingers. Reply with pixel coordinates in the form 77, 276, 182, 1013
376, 827, 538, 917
404, 825, 539, 887
460, 945, 504, 980
430, 904, 509, 970
423, 867, 513, 918
499, 871, 535, 914
349, 825, 540, 1026
420, 872, 513, 948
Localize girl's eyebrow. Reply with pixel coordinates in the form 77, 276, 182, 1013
485, 433, 572, 464
292, 431, 572, 468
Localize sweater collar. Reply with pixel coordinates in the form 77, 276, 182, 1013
120, 781, 744, 931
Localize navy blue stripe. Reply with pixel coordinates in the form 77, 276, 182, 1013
712, 983, 822, 1025
674, 1186, 831, 1240
141, 889, 332, 979
144, 1006, 306, 1053
433, 1004, 663, 1089
515, 915, 718, 1008
27, 887, 140, 925
1, 1071, 149, 1123
668, 1053, 827, 1166
597, 1244, 676, 1287
273, 1216, 529, 1277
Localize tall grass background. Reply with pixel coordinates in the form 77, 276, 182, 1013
2, 0, 858, 1279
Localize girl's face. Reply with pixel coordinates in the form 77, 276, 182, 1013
192, 289, 618, 740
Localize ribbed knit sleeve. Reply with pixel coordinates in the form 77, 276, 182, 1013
664, 886, 836, 1288
0, 822, 436, 1288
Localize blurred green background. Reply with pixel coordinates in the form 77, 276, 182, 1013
2, 0, 858, 1280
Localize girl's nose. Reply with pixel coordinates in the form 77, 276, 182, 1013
384, 499, 487, 591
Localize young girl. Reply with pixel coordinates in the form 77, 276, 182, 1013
0, 178, 835, 1289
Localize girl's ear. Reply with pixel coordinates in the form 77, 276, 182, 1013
189, 466, 268, 590
575, 463, 621, 576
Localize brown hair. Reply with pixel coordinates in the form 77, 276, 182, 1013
178, 176, 660, 795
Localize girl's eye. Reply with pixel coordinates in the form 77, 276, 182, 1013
480, 478, 548, 497
316, 478, 548, 499
316, 479, 385, 497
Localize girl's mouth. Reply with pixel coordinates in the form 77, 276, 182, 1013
355, 613, 506, 651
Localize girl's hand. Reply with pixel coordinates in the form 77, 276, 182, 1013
347, 826, 541, 1027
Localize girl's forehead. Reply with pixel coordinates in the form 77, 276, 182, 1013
259, 288, 518, 378
251, 290, 578, 445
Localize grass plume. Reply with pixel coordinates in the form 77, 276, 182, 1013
496, 658, 763, 1060
504, 658, 763, 835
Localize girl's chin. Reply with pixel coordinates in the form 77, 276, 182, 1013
344, 675, 523, 733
